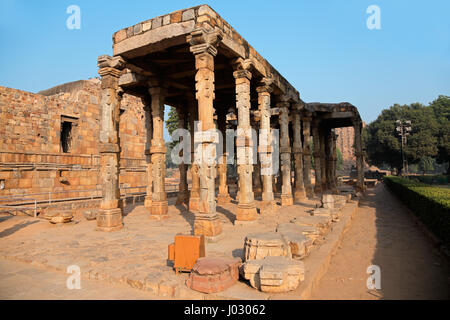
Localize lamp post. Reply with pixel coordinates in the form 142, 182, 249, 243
395, 119, 412, 176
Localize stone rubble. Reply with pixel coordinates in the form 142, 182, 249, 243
243, 232, 292, 261
186, 257, 241, 293
241, 256, 305, 293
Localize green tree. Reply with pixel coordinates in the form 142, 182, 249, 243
165, 106, 179, 138
364, 102, 440, 174
430, 95, 450, 174
418, 156, 434, 174
336, 147, 343, 171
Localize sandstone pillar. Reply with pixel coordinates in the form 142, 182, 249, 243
354, 119, 365, 192
233, 58, 257, 221
217, 110, 231, 204
278, 100, 294, 206
292, 107, 306, 202
190, 28, 222, 238
176, 106, 189, 206
257, 78, 277, 214
149, 85, 168, 219
302, 112, 313, 198
188, 104, 201, 211
142, 95, 153, 209
252, 115, 262, 198
312, 119, 322, 195
320, 127, 328, 192
329, 130, 339, 193
96, 55, 125, 232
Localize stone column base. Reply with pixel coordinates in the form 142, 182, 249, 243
294, 189, 306, 202
150, 200, 168, 219
236, 203, 258, 221
144, 197, 152, 208
217, 193, 231, 204
281, 194, 294, 206
260, 200, 278, 215
96, 208, 123, 232
189, 197, 201, 212
194, 213, 222, 238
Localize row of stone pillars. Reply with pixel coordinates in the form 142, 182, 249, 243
95, 31, 364, 238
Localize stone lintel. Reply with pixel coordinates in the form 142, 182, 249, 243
99, 143, 120, 153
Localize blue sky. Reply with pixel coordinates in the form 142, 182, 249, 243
1, 0, 449, 134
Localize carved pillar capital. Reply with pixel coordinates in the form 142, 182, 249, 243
256, 76, 274, 95
188, 27, 223, 57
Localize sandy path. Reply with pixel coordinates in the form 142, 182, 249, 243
311, 183, 449, 299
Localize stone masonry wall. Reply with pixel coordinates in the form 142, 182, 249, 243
335, 126, 355, 162
0, 80, 147, 203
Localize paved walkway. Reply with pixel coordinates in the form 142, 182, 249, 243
0, 258, 162, 299
311, 184, 449, 299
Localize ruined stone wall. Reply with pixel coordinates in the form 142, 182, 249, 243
335, 126, 355, 163
0, 80, 147, 202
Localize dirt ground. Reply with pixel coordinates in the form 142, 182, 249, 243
1, 183, 448, 299
310, 183, 449, 299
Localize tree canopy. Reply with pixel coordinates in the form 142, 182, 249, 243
363, 95, 450, 174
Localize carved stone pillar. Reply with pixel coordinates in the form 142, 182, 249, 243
189, 28, 222, 238
188, 104, 201, 212
302, 112, 313, 198
142, 95, 153, 209
233, 58, 257, 221
329, 130, 339, 194
257, 78, 278, 214
354, 119, 365, 192
320, 127, 328, 192
148, 85, 168, 219
217, 110, 231, 204
176, 106, 189, 206
278, 100, 294, 206
292, 106, 306, 202
251, 116, 262, 198
97, 55, 125, 232
312, 119, 322, 195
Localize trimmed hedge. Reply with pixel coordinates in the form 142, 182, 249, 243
383, 176, 450, 247
410, 175, 449, 185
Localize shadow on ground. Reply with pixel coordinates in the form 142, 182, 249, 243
366, 184, 449, 299
0, 220, 40, 238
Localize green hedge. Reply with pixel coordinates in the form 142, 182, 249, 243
410, 175, 449, 185
383, 176, 450, 246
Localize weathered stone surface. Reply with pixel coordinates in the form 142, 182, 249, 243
276, 223, 315, 259
182, 9, 195, 21
186, 257, 241, 293
312, 207, 340, 221
321, 193, 335, 208
290, 215, 332, 235
42, 209, 73, 224
243, 232, 291, 261
83, 210, 98, 221
242, 256, 304, 293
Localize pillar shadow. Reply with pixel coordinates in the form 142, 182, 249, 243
0, 215, 14, 223
232, 248, 244, 259
216, 205, 236, 224
178, 209, 195, 234
0, 220, 39, 238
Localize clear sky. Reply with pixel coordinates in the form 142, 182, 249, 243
1, 0, 449, 131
